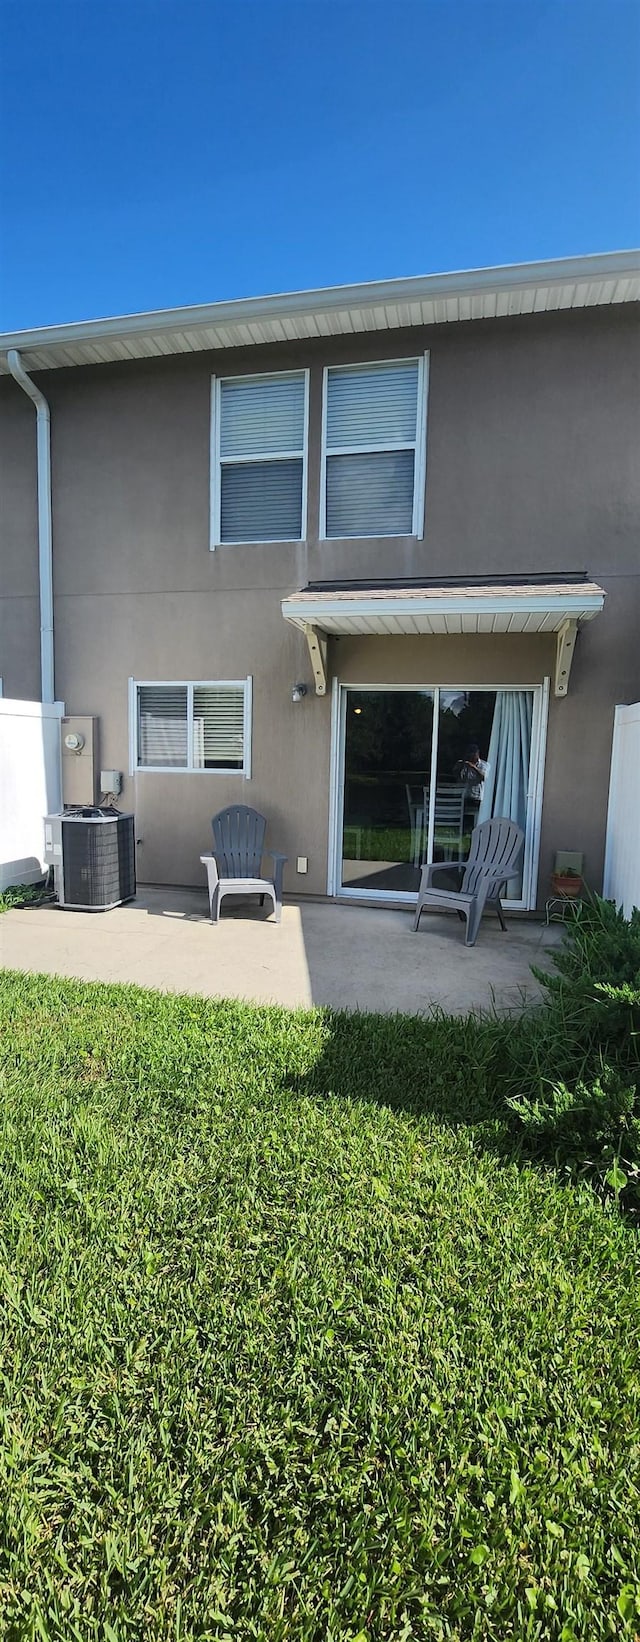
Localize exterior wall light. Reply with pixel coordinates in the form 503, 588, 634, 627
291, 683, 308, 703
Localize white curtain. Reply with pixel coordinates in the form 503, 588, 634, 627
478, 691, 533, 897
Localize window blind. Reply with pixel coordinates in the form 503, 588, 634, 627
326, 360, 419, 449
217, 371, 306, 543
138, 685, 188, 768
220, 374, 305, 457
220, 459, 303, 544
326, 451, 415, 539
193, 686, 245, 769
324, 359, 421, 538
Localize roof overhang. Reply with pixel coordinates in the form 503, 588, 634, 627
281, 581, 606, 697
1, 252, 638, 375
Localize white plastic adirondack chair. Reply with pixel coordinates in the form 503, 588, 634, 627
200, 805, 287, 924
412, 816, 525, 946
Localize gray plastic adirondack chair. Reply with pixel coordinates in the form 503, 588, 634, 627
412, 816, 525, 947
200, 805, 287, 924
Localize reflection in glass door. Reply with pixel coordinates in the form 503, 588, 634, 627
341, 691, 434, 894
434, 690, 533, 898
338, 685, 539, 903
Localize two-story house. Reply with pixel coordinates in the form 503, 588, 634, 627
1, 252, 639, 911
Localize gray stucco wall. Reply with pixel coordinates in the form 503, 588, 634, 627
1, 304, 638, 900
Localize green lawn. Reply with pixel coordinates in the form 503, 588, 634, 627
0, 970, 638, 1640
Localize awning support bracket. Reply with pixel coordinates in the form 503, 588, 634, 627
555, 619, 578, 697
303, 623, 328, 696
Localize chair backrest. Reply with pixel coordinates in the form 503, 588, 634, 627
433, 785, 466, 828
211, 806, 266, 878
462, 817, 524, 896
405, 782, 423, 812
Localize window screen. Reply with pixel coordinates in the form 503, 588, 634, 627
193, 685, 245, 770
324, 359, 423, 538
215, 372, 307, 544
135, 682, 249, 773
137, 685, 188, 769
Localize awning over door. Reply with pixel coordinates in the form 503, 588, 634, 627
281, 578, 606, 697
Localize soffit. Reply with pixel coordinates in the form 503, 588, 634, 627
1, 253, 638, 374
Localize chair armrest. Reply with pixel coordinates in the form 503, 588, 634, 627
419, 860, 464, 892
266, 852, 288, 897
486, 861, 522, 893
200, 852, 219, 885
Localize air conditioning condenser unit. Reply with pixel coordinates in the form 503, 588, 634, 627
44, 808, 136, 911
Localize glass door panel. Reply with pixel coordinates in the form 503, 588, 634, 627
431, 690, 496, 870
341, 690, 434, 893
433, 688, 534, 898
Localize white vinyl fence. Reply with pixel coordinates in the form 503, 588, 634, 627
603, 702, 640, 918
0, 699, 64, 890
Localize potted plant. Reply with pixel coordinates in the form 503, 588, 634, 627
550, 865, 583, 898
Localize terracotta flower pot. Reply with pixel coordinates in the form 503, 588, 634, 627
550, 872, 583, 898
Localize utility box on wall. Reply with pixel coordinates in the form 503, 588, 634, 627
61, 716, 98, 807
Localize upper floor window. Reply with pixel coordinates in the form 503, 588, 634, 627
131, 679, 252, 775
211, 370, 308, 547
321, 356, 428, 539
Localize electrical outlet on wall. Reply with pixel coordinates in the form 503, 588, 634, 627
296, 857, 308, 874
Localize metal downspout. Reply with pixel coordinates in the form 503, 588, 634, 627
6, 348, 54, 703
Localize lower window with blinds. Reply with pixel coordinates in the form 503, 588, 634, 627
132, 679, 251, 775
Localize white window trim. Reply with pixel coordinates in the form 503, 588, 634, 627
320, 352, 429, 542
210, 369, 309, 549
128, 677, 253, 777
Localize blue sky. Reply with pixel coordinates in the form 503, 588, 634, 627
0, 0, 638, 330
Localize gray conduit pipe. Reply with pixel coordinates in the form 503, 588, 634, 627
6, 348, 54, 703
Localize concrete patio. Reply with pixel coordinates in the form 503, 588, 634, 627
0, 888, 561, 1014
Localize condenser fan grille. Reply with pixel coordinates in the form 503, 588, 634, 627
62, 816, 135, 908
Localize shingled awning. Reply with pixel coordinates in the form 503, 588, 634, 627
281, 578, 606, 697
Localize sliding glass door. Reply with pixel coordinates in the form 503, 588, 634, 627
334, 683, 546, 907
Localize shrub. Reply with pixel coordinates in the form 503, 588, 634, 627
508, 1065, 635, 1143
503, 897, 640, 1200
